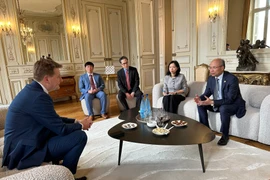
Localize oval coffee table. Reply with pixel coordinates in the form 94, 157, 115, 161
108, 107, 215, 173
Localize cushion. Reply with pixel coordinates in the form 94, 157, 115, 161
248, 91, 270, 108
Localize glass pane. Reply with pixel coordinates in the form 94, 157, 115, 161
255, 0, 266, 8
253, 11, 265, 41
267, 10, 270, 45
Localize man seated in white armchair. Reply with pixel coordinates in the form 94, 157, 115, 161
79, 61, 108, 120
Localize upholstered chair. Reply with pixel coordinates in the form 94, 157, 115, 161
81, 96, 110, 116
115, 81, 136, 111
194, 63, 209, 82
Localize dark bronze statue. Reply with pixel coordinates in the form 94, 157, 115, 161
252, 39, 269, 49
260, 40, 269, 48
236, 39, 259, 71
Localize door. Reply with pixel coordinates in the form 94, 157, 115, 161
134, 0, 159, 94
81, 0, 129, 93
172, 0, 197, 81
81, 1, 129, 67
35, 36, 64, 61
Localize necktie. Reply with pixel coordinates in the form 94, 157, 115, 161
214, 78, 219, 100
213, 78, 219, 111
89, 75, 96, 89
125, 70, 131, 90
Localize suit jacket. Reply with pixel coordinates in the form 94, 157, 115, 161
79, 73, 105, 100
117, 66, 141, 93
200, 71, 246, 118
2, 81, 82, 170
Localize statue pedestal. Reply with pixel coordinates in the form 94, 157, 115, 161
230, 71, 270, 85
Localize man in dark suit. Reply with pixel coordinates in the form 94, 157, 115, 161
117, 56, 143, 110
3, 57, 91, 180
79, 61, 108, 120
194, 58, 246, 146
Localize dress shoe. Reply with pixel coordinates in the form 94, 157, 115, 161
88, 115, 94, 121
101, 114, 108, 119
52, 160, 59, 165
75, 176, 87, 180
217, 135, 229, 146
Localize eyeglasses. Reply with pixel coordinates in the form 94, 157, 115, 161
121, 62, 128, 65
208, 65, 222, 70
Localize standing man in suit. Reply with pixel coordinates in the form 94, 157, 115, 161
194, 58, 246, 146
117, 56, 143, 110
79, 62, 108, 120
3, 57, 91, 180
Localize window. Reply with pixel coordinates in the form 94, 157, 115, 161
248, 0, 270, 45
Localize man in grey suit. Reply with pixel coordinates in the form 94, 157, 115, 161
79, 62, 108, 120
117, 56, 143, 110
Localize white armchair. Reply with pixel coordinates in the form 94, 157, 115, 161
81, 96, 110, 116
115, 81, 136, 111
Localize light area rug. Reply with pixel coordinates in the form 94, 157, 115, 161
75, 117, 270, 180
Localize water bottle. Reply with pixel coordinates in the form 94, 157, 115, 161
145, 94, 151, 117
139, 95, 145, 120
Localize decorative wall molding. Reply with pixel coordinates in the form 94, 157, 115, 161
10, 80, 22, 99
211, 32, 217, 50
8, 68, 19, 75
7, 44, 15, 61
75, 64, 84, 71
172, 0, 190, 53
61, 64, 74, 71
70, 6, 76, 22
139, 1, 154, 55
0, 0, 7, 17
22, 67, 33, 74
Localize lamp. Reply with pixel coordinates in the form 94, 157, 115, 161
27, 46, 35, 53
208, 1, 219, 23
17, 0, 33, 45
20, 21, 33, 45
0, 21, 12, 35
72, 25, 80, 38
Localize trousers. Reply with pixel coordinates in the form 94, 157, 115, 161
45, 130, 87, 174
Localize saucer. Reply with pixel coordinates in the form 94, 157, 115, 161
171, 120, 188, 127
122, 123, 137, 129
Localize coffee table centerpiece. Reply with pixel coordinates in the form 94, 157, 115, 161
136, 108, 170, 126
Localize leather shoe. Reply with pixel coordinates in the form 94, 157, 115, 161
75, 176, 87, 180
88, 115, 94, 121
217, 135, 229, 146
101, 114, 108, 119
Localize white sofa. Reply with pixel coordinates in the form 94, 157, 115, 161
0, 105, 74, 180
152, 81, 270, 145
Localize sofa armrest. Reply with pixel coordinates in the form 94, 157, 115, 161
0, 105, 9, 130
152, 83, 163, 108
258, 94, 270, 145
2, 165, 74, 180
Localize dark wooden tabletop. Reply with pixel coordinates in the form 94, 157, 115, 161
108, 107, 215, 146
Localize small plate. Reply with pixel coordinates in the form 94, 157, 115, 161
152, 128, 170, 135
171, 120, 188, 127
122, 123, 137, 129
